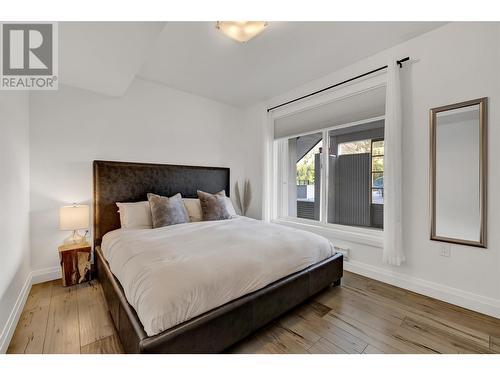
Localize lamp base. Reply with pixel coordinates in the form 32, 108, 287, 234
63, 230, 85, 245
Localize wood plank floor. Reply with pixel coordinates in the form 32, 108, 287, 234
7, 271, 500, 354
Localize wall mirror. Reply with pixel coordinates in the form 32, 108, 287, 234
430, 97, 487, 247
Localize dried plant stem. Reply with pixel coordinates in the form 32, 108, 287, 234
234, 179, 252, 216
235, 181, 243, 215
243, 180, 251, 215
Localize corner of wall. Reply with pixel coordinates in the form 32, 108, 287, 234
0, 271, 32, 353
0, 91, 32, 353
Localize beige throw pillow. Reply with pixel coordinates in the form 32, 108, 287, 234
183, 198, 203, 222
116, 201, 152, 229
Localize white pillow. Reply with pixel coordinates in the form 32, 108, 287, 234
224, 197, 237, 216
183, 197, 237, 221
116, 201, 152, 229
183, 198, 203, 222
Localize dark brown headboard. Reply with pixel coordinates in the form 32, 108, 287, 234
93, 160, 230, 246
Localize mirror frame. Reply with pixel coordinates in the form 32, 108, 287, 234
429, 97, 487, 248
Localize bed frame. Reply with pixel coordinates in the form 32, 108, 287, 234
93, 160, 343, 353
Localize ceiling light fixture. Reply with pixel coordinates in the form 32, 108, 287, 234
215, 21, 268, 43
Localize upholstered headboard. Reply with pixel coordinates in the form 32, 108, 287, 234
93, 160, 230, 246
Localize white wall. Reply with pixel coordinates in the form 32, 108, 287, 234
29, 78, 245, 272
242, 103, 266, 219
246, 22, 500, 316
0, 92, 31, 351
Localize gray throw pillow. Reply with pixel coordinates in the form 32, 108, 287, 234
147, 193, 190, 228
197, 190, 232, 221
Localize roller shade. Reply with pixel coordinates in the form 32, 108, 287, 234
274, 86, 386, 139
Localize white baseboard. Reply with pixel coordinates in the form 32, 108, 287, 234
31, 266, 61, 285
0, 272, 32, 353
344, 260, 500, 319
0, 266, 61, 353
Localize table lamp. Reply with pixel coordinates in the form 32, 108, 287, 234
59, 204, 89, 245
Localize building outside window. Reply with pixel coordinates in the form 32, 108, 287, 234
280, 119, 384, 230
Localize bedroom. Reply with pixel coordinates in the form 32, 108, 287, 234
1, 0, 499, 373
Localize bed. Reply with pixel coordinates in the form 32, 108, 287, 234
93, 160, 343, 353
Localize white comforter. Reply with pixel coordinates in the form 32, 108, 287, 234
101, 216, 333, 336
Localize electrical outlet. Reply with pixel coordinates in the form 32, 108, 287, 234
334, 246, 350, 261
440, 243, 451, 257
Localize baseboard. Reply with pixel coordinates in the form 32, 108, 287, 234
344, 260, 500, 319
31, 266, 61, 285
0, 266, 61, 353
0, 272, 32, 353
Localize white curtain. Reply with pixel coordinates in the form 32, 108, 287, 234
383, 59, 405, 266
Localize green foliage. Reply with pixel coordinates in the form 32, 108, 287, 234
372, 156, 384, 172
372, 140, 384, 156
338, 139, 371, 155
296, 152, 315, 184
296, 141, 322, 184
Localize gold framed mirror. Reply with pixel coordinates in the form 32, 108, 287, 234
430, 97, 487, 248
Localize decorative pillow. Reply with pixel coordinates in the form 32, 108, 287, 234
224, 197, 237, 216
197, 190, 232, 221
183, 198, 203, 222
147, 193, 190, 228
116, 201, 152, 229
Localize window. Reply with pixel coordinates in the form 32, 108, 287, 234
287, 133, 323, 221
278, 120, 384, 230
371, 140, 384, 205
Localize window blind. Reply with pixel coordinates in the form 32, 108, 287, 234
273, 86, 386, 139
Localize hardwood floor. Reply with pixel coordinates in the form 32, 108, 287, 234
7, 271, 500, 354
7, 280, 123, 354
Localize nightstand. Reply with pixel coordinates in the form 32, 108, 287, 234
58, 242, 92, 286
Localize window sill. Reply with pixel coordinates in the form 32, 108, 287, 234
272, 217, 384, 248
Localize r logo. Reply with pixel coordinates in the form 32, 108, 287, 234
2, 23, 53, 75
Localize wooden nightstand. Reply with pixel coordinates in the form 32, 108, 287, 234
58, 242, 92, 286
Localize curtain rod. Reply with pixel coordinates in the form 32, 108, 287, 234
267, 56, 410, 112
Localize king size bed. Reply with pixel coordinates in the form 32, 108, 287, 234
93, 160, 343, 353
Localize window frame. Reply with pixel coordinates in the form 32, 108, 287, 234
370, 138, 385, 206
274, 115, 385, 239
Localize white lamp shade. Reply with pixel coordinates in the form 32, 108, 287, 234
59, 205, 89, 231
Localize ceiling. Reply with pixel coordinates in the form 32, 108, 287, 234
59, 22, 165, 97
59, 22, 445, 106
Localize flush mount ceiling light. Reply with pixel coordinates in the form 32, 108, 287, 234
215, 21, 268, 43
